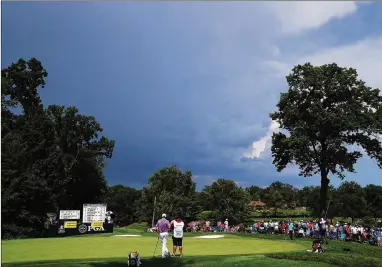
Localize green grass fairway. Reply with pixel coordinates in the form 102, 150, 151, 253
2, 234, 308, 266
3, 233, 381, 267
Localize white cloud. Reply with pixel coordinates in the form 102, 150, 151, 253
247, 35, 382, 160
244, 120, 280, 159
264, 35, 382, 88
299, 36, 382, 90
265, 2, 359, 35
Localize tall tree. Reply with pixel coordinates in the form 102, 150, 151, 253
270, 63, 382, 216
263, 181, 296, 204
245, 185, 263, 201
44, 105, 114, 210
1, 58, 115, 238
337, 181, 366, 222
363, 184, 382, 219
135, 166, 199, 224
263, 188, 284, 216
2, 58, 53, 238
200, 179, 251, 224
105, 185, 141, 225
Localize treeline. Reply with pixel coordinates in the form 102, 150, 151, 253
2, 58, 115, 239
106, 167, 382, 227
246, 182, 382, 221
105, 166, 252, 226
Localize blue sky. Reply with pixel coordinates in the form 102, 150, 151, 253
2, 2, 382, 190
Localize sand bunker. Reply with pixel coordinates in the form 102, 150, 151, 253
193, 235, 224, 239
112, 234, 141, 237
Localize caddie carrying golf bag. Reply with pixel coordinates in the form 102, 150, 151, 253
127, 250, 142, 266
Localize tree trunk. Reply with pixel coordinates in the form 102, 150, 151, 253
320, 175, 330, 218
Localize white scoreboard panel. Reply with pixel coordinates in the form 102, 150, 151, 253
59, 210, 81, 220
82, 204, 107, 223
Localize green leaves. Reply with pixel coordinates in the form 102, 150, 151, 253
200, 179, 251, 224
1, 58, 47, 115
245, 185, 262, 201
271, 62, 382, 214
364, 184, 382, 218
104, 185, 141, 225
1, 58, 115, 238
337, 181, 367, 220
135, 166, 199, 223
272, 62, 382, 177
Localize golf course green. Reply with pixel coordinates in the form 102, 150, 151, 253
2, 230, 382, 267
2, 234, 313, 266
3, 234, 304, 262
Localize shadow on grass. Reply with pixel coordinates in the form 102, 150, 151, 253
266, 241, 382, 267
3, 256, 218, 267
3, 255, 273, 267
87, 257, 195, 267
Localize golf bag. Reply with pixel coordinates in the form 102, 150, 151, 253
127, 250, 142, 267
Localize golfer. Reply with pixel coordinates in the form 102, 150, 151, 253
171, 216, 184, 257
156, 213, 171, 258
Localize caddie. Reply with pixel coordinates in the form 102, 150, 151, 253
171, 216, 185, 257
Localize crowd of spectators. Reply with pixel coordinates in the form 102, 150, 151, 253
185, 218, 382, 247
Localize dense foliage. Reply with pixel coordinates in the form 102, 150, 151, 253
270, 63, 382, 216
200, 179, 252, 224
1, 58, 115, 239
108, 176, 382, 227
135, 166, 200, 224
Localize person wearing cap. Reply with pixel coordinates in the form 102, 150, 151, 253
224, 219, 229, 232
156, 213, 171, 258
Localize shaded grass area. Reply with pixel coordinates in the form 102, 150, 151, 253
267, 240, 382, 267
243, 230, 382, 267
2, 234, 305, 263
3, 255, 333, 267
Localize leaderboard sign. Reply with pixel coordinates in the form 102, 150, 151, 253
60, 210, 81, 220
82, 204, 107, 223
57, 204, 112, 236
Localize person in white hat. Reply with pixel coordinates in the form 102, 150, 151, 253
224, 219, 229, 232
156, 213, 171, 258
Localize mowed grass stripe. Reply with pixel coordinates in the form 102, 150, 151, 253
2, 235, 306, 263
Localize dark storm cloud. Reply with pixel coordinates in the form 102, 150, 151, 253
4, 2, 380, 189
